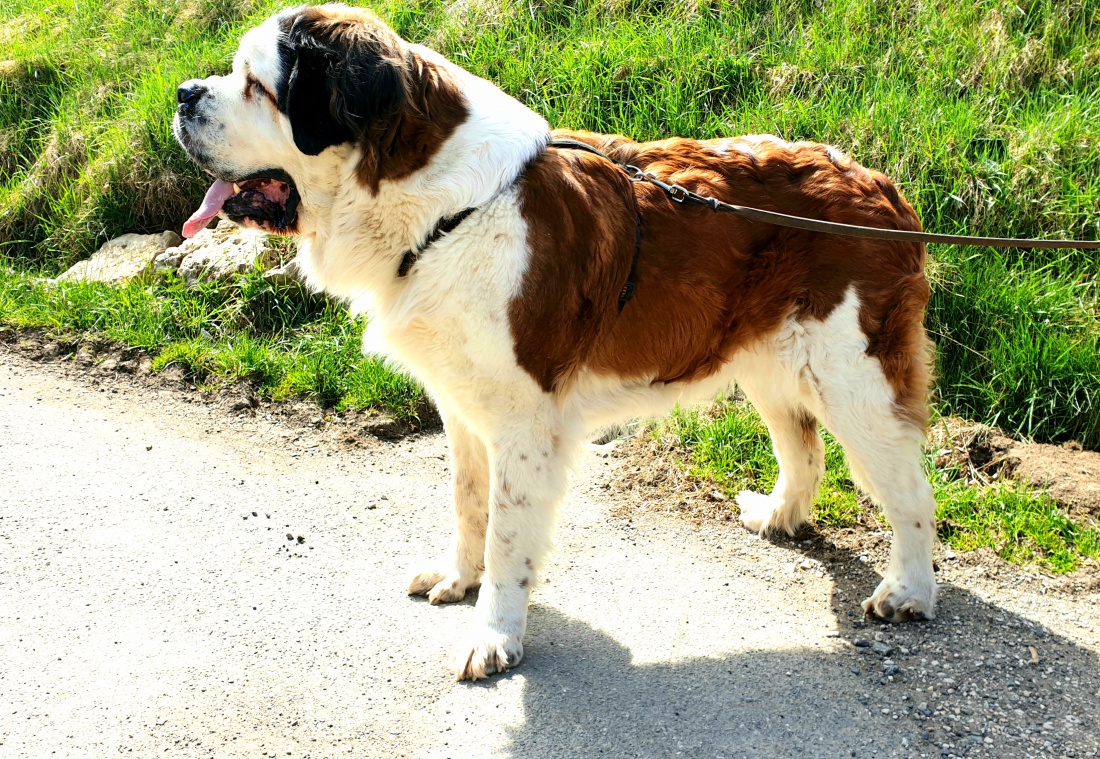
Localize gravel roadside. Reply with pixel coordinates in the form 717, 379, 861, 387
1, 349, 1097, 758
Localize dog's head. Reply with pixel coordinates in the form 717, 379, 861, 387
173, 4, 464, 238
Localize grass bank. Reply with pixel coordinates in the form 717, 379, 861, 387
0, 266, 424, 417
1, 1, 1099, 566
667, 402, 1100, 574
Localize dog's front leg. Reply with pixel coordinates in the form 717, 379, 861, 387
408, 414, 488, 603
451, 425, 568, 681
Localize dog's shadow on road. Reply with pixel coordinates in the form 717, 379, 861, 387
491, 544, 1099, 759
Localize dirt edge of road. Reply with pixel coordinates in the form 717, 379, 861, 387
3, 325, 1097, 600
0, 325, 441, 443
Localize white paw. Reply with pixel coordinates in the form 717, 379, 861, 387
862, 576, 938, 622
736, 490, 775, 532
407, 567, 476, 605
451, 624, 524, 681
736, 490, 803, 536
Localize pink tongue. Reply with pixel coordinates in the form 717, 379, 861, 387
183, 179, 235, 238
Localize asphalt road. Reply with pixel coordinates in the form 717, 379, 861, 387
1, 352, 1098, 758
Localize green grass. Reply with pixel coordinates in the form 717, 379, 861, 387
933, 474, 1100, 574
671, 400, 864, 528
0, 265, 425, 417
0, 1, 1098, 434
665, 401, 1100, 573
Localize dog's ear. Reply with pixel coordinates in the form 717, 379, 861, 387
281, 11, 408, 156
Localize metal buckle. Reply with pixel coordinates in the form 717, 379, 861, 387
626, 168, 694, 203
667, 185, 691, 203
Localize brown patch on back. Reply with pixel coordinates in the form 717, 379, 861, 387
511, 148, 635, 392
511, 130, 932, 428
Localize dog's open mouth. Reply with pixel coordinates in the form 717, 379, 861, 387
183, 169, 300, 238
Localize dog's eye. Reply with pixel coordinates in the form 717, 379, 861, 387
247, 76, 272, 101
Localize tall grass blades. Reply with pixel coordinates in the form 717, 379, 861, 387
1, 0, 1098, 445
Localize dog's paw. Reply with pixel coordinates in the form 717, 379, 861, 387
451, 625, 524, 681
407, 568, 474, 605
736, 490, 775, 532
736, 490, 802, 536
862, 576, 937, 622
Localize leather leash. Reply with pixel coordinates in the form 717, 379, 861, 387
398, 138, 1099, 312
547, 138, 1100, 250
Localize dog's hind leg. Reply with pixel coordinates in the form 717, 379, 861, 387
408, 413, 488, 604
735, 363, 825, 536
817, 400, 937, 621
451, 414, 574, 680
803, 290, 937, 622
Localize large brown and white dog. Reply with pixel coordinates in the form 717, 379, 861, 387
174, 4, 938, 680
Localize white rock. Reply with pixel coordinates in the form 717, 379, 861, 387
59, 231, 182, 285
262, 259, 307, 287
153, 246, 186, 274
158, 220, 268, 286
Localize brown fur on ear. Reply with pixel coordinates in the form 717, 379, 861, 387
281, 6, 410, 157
354, 51, 469, 193
280, 6, 468, 190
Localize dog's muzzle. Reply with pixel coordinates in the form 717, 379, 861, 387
176, 79, 209, 120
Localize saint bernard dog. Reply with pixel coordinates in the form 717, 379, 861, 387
174, 4, 938, 680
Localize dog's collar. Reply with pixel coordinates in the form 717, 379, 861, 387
396, 144, 548, 280
397, 207, 477, 277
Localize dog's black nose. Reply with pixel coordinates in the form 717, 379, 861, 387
177, 80, 208, 106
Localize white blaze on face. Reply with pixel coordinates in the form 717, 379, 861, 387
179, 13, 300, 237
234, 14, 286, 94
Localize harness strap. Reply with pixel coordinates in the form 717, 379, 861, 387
548, 138, 642, 312
546, 137, 621, 162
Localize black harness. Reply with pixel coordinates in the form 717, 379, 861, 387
396, 138, 643, 313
